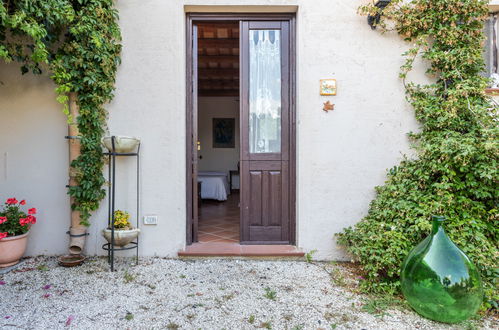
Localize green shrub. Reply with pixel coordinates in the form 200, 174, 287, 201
337, 0, 498, 311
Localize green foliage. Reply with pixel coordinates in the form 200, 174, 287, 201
123, 270, 136, 283
263, 287, 277, 300
0, 0, 121, 226
304, 249, 317, 263
338, 0, 498, 311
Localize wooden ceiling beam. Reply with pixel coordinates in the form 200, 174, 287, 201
199, 55, 238, 63
198, 89, 239, 97
199, 68, 239, 76
198, 38, 238, 47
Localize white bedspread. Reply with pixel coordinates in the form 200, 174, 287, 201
198, 172, 230, 201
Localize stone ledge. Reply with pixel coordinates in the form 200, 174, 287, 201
178, 242, 305, 258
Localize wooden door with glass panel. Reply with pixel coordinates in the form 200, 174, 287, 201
240, 21, 291, 244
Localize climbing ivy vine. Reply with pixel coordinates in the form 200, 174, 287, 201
337, 0, 498, 311
0, 0, 121, 226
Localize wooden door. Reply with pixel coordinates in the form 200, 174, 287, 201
187, 23, 199, 244
240, 21, 292, 244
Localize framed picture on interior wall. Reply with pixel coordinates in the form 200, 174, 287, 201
213, 118, 235, 148
320, 79, 337, 96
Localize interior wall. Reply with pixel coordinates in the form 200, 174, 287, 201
198, 96, 240, 177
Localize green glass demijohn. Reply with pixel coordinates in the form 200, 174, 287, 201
400, 216, 483, 323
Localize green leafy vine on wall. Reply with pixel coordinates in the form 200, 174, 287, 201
337, 0, 498, 311
0, 0, 121, 226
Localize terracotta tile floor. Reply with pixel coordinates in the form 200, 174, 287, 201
198, 192, 240, 243
184, 192, 303, 257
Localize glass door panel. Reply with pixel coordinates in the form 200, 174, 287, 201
249, 29, 282, 154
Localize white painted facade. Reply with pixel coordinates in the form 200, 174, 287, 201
0, 1, 424, 260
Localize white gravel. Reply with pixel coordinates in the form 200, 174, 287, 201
0, 256, 496, 329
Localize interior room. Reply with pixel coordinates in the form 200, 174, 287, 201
196, 22, 240, 244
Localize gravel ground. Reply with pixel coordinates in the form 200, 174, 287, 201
0, 256, 496, 330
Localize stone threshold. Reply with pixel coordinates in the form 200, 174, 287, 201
178, 242, 304, 258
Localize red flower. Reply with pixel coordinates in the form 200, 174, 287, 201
27, 215, 36, 224
20, 200, 26, 205
19, 218, 29, 226
0, 232, 7, 240
6, 198, 18, 205
0, 216, 6, 224
28, 208, 37, 215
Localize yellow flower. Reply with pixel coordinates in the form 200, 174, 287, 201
112, 210, 131, 229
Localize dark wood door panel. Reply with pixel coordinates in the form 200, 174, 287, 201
240, 19, 293, 244
241, 160, 289, 242
249, 226, 282, 241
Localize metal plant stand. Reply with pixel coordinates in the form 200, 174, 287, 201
102, 136, 140, 271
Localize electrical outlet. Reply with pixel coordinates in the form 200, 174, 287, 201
143, 215, 158, 225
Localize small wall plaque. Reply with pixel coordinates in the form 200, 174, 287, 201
320, 79, 337, 96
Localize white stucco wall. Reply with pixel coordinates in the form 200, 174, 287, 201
0, 63, 70, 256
0, 0, 423, 259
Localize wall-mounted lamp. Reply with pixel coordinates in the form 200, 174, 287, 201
367, 0, 392, 30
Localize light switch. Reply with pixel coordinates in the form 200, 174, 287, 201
143, 215, 158, 225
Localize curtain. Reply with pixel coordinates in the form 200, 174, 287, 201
249, 29, 282, 153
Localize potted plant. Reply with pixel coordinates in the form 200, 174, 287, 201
102, 210, 140, 247
0, 198, 37, 268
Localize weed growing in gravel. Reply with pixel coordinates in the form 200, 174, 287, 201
461, 320, 478, 330
123, 271, 136, 283
125, 312, 133, 321
323, 311, 356, 324
166, 322, 180, 329
361, 297, 392, 317
186, 313, 196, 321
291, 324, 304, 330
260, 321, 272, 329
361, 295, 407, 317
248, 314, 255, 324
329, 267, 347, 287
37, 265, 48, 271
304, 249, 317, 263
330, 324, 337, 329
264, 287, 277, 300
179, 274, 186, 279
222, 293, 235, 301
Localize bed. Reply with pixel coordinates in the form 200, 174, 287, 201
197, 171, 230, 201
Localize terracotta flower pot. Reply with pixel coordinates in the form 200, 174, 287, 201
102, 228, 140, 247
0, 232, 29, 268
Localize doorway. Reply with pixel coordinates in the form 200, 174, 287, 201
186, 14, 296, 247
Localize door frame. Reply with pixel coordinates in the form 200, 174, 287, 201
186, 12, 296, 245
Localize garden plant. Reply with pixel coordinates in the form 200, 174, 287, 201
0, 0, 121, 226
338, 0, 498, 311
0, 198, 37, 238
